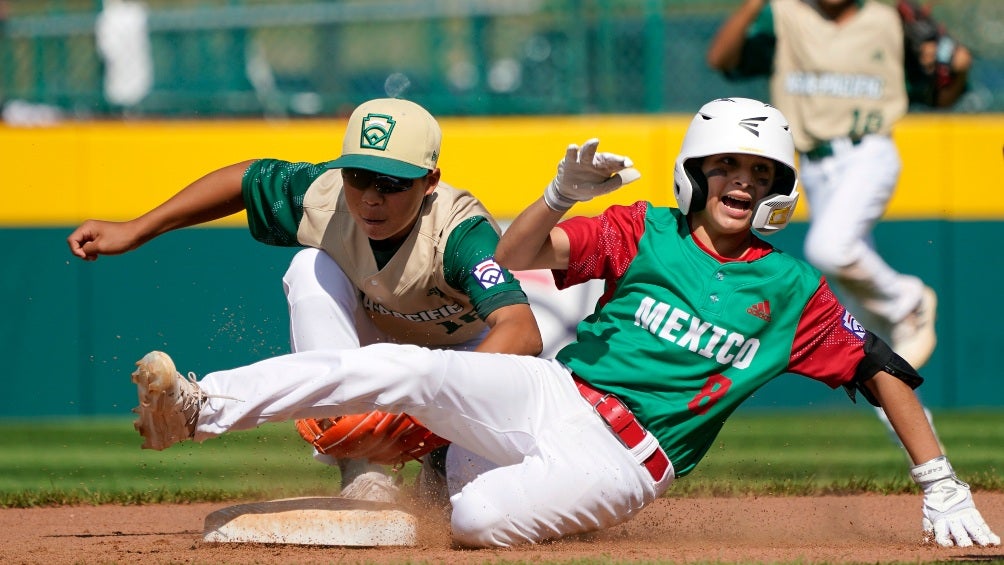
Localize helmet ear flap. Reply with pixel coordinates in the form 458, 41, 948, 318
673, 157, 708, 214
684, 160, 708, 213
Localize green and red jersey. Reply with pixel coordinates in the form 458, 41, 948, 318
554, 202, 867, 476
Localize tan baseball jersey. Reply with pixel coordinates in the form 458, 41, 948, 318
747, 0, 909, 152
241, 159, 528, 348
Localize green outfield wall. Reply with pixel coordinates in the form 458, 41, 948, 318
2, 116, 1003, 417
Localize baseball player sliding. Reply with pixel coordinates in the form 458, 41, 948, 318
67, 98, 542, 504
126, 98, 998, 548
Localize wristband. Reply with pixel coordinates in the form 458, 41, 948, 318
543, 182, 576, 212
911, 455, 953, 486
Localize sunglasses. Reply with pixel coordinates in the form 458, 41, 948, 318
342, 168, 421, 194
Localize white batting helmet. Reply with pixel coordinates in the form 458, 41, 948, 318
673, 97, 799, 235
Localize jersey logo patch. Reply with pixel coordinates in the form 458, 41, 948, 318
746, 300, 771, 322
472, 258, 505, 290
841, 309, 867, 340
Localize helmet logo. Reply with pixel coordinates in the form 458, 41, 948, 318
359, 113, 396, 151
738, 116, 767, 137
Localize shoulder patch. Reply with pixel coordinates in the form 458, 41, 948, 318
471, 258, 506, 290
841, 309, 867, 340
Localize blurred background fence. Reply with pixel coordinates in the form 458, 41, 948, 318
2, 0, 1003, 121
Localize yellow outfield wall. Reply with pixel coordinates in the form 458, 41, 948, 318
1, 114, 1002, 225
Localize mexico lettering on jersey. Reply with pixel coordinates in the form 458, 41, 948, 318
554, 202, 868, 477
635, 297, 760, 370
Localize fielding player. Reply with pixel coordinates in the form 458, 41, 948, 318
67, 98, 542, 503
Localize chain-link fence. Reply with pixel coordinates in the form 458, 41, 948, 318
2, 0, 1002, 120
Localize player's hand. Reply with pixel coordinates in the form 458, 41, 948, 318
67, 219, 145, 261
912, 456, 1001, 547
543, 138, 641, 212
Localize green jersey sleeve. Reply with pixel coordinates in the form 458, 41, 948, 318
241, 159, 327, 246
443, 216, 529, 320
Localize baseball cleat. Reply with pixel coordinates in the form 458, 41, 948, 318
131, 350, 204, 450
891, 286, 937, 369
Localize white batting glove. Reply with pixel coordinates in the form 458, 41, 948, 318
911, 456, 1001, 547
543, 138, 641, 212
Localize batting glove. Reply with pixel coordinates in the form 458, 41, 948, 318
543, 138, 641, 212
911, 456, 1001, 547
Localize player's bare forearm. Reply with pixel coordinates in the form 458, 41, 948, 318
936, 45, 973, 107
707, 0, 765, 71
864, 372, 943, 465
496, 196, 570, 272
476, 304, 543, 356
67, 160, 253, 261
133, 160, 252, 236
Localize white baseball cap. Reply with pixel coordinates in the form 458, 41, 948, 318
324, 98, 442, 179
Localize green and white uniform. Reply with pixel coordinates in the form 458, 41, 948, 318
241, 158, 528, 349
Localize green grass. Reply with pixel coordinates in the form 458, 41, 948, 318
0, 410, 1000, 507
674, 408, 1004, 496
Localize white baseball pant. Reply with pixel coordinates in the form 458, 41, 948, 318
283, 247, 485, 352
192, 345, 674, 547
282, 247, 485, 481
800, 134, 925, 330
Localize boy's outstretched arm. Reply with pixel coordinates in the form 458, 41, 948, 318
496, 139, 639, 272
68, 160, 254, 261
866, 372, 1000, 548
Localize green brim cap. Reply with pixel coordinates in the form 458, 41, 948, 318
323, 154, 430, 178
324, 98, 441, 179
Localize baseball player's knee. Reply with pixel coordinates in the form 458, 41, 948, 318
283, 248, 324, 291
358, 343, 448, 395
450, 488, 527, 547
283, 248, 354, 301
286, 247, 324, 273
804, 234, 853, 275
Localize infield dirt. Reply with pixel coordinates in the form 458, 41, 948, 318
4, 492, 1004, 564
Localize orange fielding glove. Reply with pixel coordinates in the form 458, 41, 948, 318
295, 411, 449, 466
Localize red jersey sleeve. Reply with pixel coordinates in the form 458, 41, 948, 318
552, 201, 649, 293
789, 279, 868, 388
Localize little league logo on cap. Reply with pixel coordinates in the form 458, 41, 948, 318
324, 98, 442, 179
360, 113, 396, 151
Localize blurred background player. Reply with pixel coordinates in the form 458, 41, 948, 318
706, 0, 971, 440
707, 0, 971, 367
67, 97, 542, 503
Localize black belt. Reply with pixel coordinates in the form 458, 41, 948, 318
804, 136, 863, 161
573, 376, 670, 481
